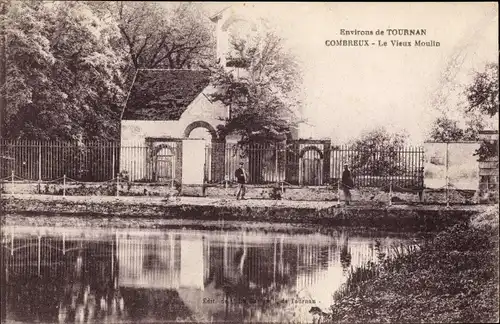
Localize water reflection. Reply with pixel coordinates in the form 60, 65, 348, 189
1, 226, 412, 323
340, 236, 352, 273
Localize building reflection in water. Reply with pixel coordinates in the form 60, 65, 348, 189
1, 226, 410, 323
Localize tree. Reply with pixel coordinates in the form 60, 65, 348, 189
90, 2, 214, 70
2, 1, 216, 141
351, 127, 408, 152
209, 29, 303, 145
0, 0, 8, 139
348, 127, 409, 176
207, 27, 303, 184
429, 116, 471, 142
3, 1, 126, 141
84, 1, 216, 109
428, 63, 498, 143
465, 62, 499, 160
465, 62, 499, 117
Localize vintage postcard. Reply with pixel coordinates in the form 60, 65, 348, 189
0, 1, 498, 324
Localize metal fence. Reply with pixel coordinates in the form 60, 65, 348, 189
1, 140, 425, 189
331, 145, 425, 190
0, 140, 120, 182
206, 142, 424, 189
205, 142, 287, 185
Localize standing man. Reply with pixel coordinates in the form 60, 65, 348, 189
342, 164, 354, 205
235, 162, 247, 200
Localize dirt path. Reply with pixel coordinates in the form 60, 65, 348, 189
1, 193, 488, 211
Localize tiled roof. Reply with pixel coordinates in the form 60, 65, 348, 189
121, 69, 211, 121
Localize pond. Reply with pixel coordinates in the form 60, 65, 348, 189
1, 221, 420, 323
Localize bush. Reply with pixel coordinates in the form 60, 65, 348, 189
471, 205, 499, 230
269, 186, 282, 200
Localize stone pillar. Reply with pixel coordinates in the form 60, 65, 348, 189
323, 140, 332, 184
145, 140, 154, 182
211, 140, 226, 183
479, 156, 499, 204
175, 141, 183, 185
285, 141, 300, 185
478, 131, 499, 204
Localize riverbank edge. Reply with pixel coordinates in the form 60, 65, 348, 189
328, 205, 500, 323
1, 195, 487, 231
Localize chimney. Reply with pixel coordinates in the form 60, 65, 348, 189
210, 7, 231, 69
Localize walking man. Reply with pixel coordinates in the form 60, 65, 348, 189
341, 164, 354, 205
235, 162, 247, 200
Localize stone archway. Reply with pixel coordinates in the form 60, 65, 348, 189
151, 144, 176, 184
183, 121, 218, 140
299, 146, 324, 159
183, 121, 222, 183
299, 146, 324, 186
151, 144, 175, 156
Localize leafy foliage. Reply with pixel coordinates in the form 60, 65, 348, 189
208, 30, 303, 145
3, 1, 125, 140
98, 1, 214, 70
474, 141, 499, 161
428, 63, 499, 143
429, 115, 479, 142
465, 63, 499, 118
87, 1, 214, 91
1, 1, 215, 141
348, 127, 410, 176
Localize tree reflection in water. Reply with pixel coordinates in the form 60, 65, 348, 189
1, 227, 408, 323
340, 235, 352, 273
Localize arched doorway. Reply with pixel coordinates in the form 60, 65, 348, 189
188, 128, 213, 142
299, 146, 324, 186
152, 145, 175, 184
189, 128, 212, 182
184, 121, 218, 183
183, 121, 217, 140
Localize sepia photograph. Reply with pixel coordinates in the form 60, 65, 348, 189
0, 1, 498, 323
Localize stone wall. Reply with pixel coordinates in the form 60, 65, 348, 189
3, 196, 482, 232
0, 182, 478, 205
1, 182, 178, 197
120, 120, 180, 144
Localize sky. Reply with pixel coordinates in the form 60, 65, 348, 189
197, 2, 499, 145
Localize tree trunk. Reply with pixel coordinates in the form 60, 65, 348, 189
0, 2, 8, 139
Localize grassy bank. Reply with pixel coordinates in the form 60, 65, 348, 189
328, 205, 499, 323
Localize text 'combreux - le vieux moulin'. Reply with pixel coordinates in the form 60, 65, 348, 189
325, 28, 440, 47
